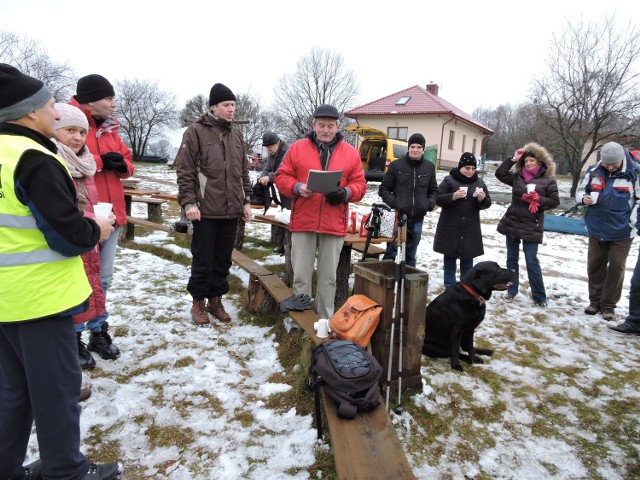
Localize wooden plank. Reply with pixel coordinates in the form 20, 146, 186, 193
352, 243, 385, 255
231, 249, 274, 277
325, 398, 416, 479
151, 193, 178, 202
126, 216, 171, 232
131, 197, 167, 205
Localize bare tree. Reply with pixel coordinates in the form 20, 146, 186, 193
532, 17, 640, 195
273, 47, 360, 139
179, 94, 208, 126
0, 31, 76, 101
115, 79, 179, 161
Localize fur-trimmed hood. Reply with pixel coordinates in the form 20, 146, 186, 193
514, 142, 556, 178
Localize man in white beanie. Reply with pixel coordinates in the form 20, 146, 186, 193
576, 141, 640, 320
0, 64, 121, 480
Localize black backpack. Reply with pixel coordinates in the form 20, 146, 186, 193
307, 340, 382, 436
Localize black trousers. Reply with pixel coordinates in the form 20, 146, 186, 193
188, 218, 238, 300
0, 315, 88, 479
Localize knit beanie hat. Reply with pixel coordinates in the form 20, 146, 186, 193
262, 131, 279, 146
458, 152, 477, 168
600, 141, 625, 164
407, 133, 426, 148
209, 83, 236, 106
75, 74, 115, 104
54, 103, 89, 131
0, 63, 52, 123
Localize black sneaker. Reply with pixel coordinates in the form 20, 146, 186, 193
11, 459, 42, 480
88, 323, 120, 360
77, 333, 96, 370
83, 462, 122, 480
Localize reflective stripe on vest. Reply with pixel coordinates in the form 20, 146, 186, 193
0, 135, 91, 322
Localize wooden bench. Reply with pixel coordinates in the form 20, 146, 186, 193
231, 249, 416, 479
125, 216, 190, 240
131, 197, 167, 222
352, 242, 386, 260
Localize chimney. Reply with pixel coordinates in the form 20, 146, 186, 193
426, 83, 439, 96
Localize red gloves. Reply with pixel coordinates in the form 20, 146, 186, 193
522, 191, 540, 213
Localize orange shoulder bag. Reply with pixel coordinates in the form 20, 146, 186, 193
330, 294, 382, 347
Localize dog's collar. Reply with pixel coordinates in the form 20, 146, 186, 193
461, 282, 486, 305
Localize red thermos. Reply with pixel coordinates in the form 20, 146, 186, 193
350, 212, 357, 234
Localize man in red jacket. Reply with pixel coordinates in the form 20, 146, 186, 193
69, 74, 134, 361
275, 105, 366, 319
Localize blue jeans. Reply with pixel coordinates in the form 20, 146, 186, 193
74, 226, 120, 334
443, 256, 474, 288
99, 226, 121, 293
506, 236, 546, 303
382, 220, 423, 267
625, 246, 640, 330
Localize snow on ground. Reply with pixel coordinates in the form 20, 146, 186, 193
24, 164, 639, 479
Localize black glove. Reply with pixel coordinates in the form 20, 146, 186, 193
280, 293, 313, 312
325, 187, 347, 206
100, 152, 128, 173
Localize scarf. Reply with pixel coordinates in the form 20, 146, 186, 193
450, 167, 479, 184
522, 164, 541, 184
52, 138, 96, 179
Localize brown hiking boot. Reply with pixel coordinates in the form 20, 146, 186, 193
191, 299, 210, 326
207, 296, 231, 323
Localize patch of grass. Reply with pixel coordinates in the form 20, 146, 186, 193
146, 422, 195, 449
173, 356, 195, 368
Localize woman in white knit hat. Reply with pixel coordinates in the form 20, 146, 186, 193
52, 103, 121, 377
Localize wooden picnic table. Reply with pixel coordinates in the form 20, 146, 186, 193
253, 214, 391, 308
123, 188, 161, 240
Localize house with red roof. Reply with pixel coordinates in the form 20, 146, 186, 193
345, 83, 494, 169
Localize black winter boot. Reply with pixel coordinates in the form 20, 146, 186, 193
77, 332, 96, 370
82, 462, 122, 479
88, 322, 120, 360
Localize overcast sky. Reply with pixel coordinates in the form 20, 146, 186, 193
1, 0, 637, 115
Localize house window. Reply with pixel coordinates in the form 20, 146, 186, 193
388, 127, 408, 141
396, 96, 410, 105
472, 139, 477, 155
462, 135, 466, 152
448, 130, 455, 150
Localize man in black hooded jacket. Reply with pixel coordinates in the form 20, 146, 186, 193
378, 133, 438, 267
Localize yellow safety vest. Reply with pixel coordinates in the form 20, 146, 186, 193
0, 134, 91, 322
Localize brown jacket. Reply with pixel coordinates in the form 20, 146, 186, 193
176, 113, 251, 219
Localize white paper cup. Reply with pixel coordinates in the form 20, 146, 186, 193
316, 319, 330, 338
459, 187, 468, 197
93, 203, 112, 218
591, 192, 599, 204
526, 184, 536, 193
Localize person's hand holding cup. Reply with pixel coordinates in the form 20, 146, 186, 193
589, 191, 600, 205
94, 213, 115, 241
454, 186, 468, 200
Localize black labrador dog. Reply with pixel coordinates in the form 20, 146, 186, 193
422, 261, 514, 371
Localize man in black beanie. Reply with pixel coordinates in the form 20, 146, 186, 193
379, 132, 438, 267
0, 64, 121, 480
176, 82, 252, 325
70, 74, 133, 363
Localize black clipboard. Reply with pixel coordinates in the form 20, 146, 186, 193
307, 169, 342, 194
